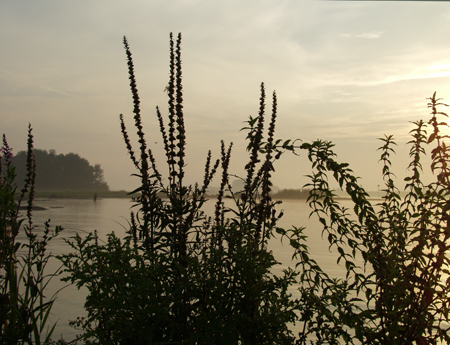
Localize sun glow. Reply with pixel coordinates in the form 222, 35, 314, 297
427, 64, 450, 79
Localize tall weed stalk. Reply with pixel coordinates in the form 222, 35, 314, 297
0, 126, 63, 344
60, 33, 297, 345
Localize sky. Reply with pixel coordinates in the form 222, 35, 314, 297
2, 0, 450, 192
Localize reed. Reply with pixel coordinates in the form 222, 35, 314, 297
0, 126, 63, 345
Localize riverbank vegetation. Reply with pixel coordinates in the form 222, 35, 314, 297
32, 190, 137, 199
30, 188, 308, 200
271, 189, 311, 200
2, 33, 450, 344
31, 188, 311, 200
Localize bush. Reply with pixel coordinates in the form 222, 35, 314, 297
291, 93, 450, 344
59, 33, 450, 344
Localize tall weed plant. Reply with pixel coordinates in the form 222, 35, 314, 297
59, 33, 450, 344
60, 34, 297, 345
0, 126, 63, 344
291, 93, 450, 344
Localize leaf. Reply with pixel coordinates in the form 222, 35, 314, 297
428, 132, 436, 144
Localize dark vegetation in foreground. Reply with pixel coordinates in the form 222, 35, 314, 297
1, 33, 450, 344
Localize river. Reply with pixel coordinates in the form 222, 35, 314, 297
20, 196, 356, 342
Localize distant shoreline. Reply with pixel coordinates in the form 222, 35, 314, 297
33, 190, 135, 199
31, 189, 385, 201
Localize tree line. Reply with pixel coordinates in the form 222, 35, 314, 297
11, 149, 109, 191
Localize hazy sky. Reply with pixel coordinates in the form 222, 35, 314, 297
2, 0, 450, 192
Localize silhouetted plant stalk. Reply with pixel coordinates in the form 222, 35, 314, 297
60, 33, 297, 345
1, 125, 63, 345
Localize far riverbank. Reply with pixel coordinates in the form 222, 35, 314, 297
31, 188, 386, 200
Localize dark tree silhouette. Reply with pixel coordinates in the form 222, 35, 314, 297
11, 149, 109, 191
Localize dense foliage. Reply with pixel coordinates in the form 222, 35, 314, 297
291, 94, 450, 343
12, 149, 108, 191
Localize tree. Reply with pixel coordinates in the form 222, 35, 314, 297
11, 149, 109, 191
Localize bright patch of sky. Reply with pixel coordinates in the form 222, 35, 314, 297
2, 0, 450, 192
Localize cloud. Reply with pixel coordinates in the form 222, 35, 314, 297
361, 63, 450, 87
341, 31, 385, 39
0, 69, 77, 98
2, 0, 450, 192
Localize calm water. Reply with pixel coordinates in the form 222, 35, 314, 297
23, 197, 355, 341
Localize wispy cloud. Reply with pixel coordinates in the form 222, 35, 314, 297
364, 63, 450, 86
341, 31, 385, 39
0, 69, 76, 98
2, 0, 450, 191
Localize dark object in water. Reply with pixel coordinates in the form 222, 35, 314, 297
19, 205, 47, 211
